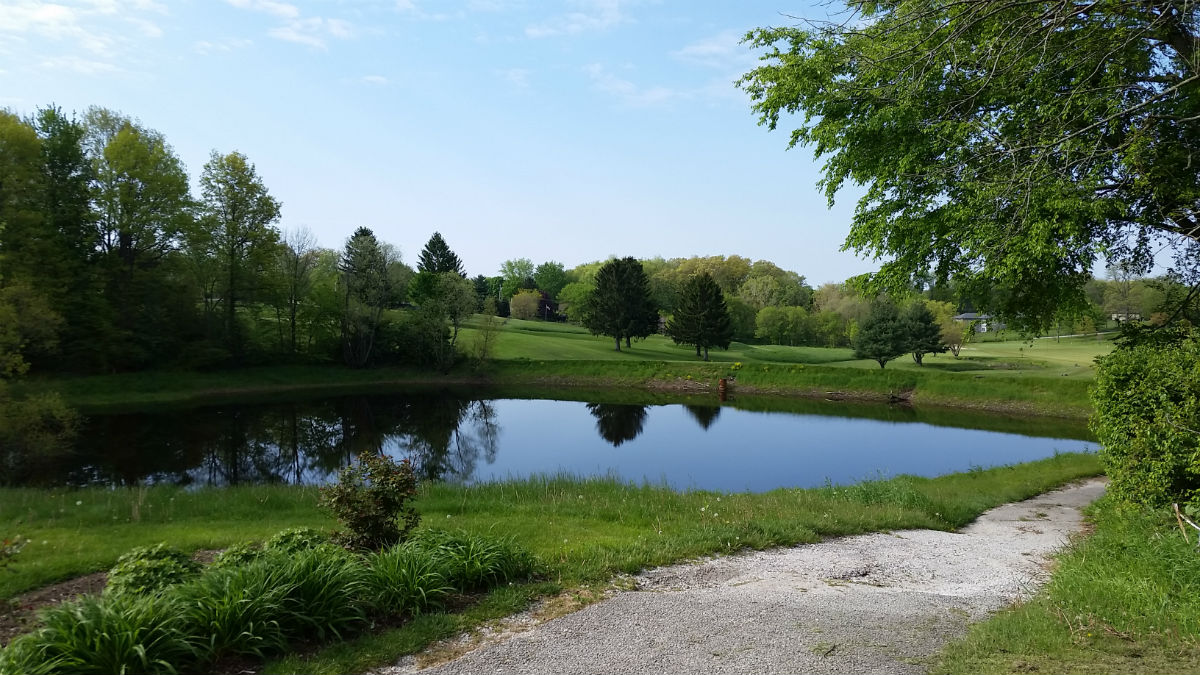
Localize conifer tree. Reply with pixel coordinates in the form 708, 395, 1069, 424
582, 257, 657, 351
416, 232, 464, 276
901, 302, 946, 365
853, 301, 906, 369
666, 272, 733, 361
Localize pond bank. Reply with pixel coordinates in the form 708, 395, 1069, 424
19, 359, 1094, 419
369, 479, 1106, 675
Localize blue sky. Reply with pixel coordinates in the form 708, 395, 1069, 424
0, 0, 876, 284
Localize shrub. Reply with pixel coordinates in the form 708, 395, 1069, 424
366, 543, 454, 617
209, 542, 262, 569
0, 535, 26, 571
177, 561, 290, 660
271, 547, 369, 642
414, 530, 538, 592
106, 543, 200, 597
263, 527, 329, 555
1091, 332, 1200, 506
320, 452, 420, 551
3, 594, 196, 675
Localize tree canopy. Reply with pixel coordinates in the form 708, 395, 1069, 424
416, 231, 464, 277
740, 1, 1200, 330
582, 257, 658, 351
853, 301, 907, 369
666, 272, 734, 361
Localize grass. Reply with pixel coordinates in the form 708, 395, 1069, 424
3, 454, 1101, 674
15, 319, 1113, 417
934, 498, 1200, 674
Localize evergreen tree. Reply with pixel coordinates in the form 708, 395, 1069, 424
902, 302, 946, 365
853, 301, 906, 369
666, 272, 733, 361
416, 232, 464, 276
340, 227, 390, 367
582, 257, 658, 351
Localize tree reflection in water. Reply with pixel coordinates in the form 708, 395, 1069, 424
586, 403, 648, 447
684, 405, 721, 430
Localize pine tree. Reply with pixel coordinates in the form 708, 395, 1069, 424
853, 301, 906, 369
582, 257, 658, 351
416, 232, 464, 277
666, 272, 733, 361
901, 302, 946, 365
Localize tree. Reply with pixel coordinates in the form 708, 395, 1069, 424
533, 261, 568, 299
340, 227, 390, 367
199, 151, 282, 360
416, 232, 465, 277
586, 403, 648, 447
278, 227, 319, 355
509, 289, 541, 320
431, 272, 477, 348
740, 2, 1200, 331
901, 302, 946, 365
499, 258, 535, 299
557, 281, 594, 323
667, 273, 734, 361
582, 257, 658, 351
853, 301, 906, 369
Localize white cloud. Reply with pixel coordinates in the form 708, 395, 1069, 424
672, 30, 755, 71
39, 55, 120, 74
225, 0, 299, 19
394, 0, 464, 21
500, 67, 530, 89
584, 63, 677, 107
526, 0, 626, 38
267, 16, 354, 49
193, 37, 252, 55
361, 74, 388, 85
125, 16, 161, 37
0, 1, 164, 57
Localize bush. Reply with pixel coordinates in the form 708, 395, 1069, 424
106, 543, 200, 597
263, 527, 329, 555
320, 452, 420, 551
413, 530, 538, 592
271, 547, 369, 642
2, 594, 196, 675
178, 563, 289, 661
210, 542, 262, 569
366, 543, 454, 617
1091, 332, 1200, 506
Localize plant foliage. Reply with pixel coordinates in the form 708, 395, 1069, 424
105, 543, 200, 598
320, 452, 420, 551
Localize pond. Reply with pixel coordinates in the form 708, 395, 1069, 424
3, 391, 1097, 492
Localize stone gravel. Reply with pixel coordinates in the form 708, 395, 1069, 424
374, 478, 1105, 675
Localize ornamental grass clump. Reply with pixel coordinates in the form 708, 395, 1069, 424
263, 527, 330, 555
105, 543, 200, 597
366, 542, 454, 617
414, 530, 539, 592
320, 452, 420, 551
2, 594, 196, 675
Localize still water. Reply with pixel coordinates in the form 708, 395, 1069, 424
5, 392, 1097, 492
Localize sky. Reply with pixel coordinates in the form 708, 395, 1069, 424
0, 0, 878, 285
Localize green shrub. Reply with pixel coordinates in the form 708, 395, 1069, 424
270, 547, 369, 642
320, 452, 420, 551
366, 543, 454, 617
414, 530, 538, 592
3, 594, 196, 675
263, 527, 329, 555
176, 560, 290, 661
106, 543, 200, 597
210, 541, 262, 569
1092, 332, 1200, 506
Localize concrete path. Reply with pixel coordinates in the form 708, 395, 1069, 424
375, 479, 1105, 675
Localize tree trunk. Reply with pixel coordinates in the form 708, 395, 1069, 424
702, 345, 709, 361
912, 352, 924, 365
614, 336, 621, 351
877, 358, 887, 369
625, 336, 631, 349
695, 345, 701, 357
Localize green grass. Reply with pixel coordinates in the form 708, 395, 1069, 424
2, 454, 1100, 602
934, 498, 1200, 674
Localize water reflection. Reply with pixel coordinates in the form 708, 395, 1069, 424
586, 403, 648, 447
684, 405, 721, 430
2, 391, 1098, 492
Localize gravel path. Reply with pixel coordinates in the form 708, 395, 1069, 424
376, 479, 1105, 675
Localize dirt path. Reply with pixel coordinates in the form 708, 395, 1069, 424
374, 479, 1106, 675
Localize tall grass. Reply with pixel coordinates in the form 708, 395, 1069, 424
934, 498, 1200, 674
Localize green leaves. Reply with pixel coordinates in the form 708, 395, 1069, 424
666, 272, 733, 361
740, 1, 1200, 331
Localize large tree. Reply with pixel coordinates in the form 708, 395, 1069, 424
740, 1, 1200, 330
853, 301, 907, 369
416, 231, 465, 277
667, 272, 734, 361
582, 257, 658, 351
340, 227, 391, 367
199, 150, 282, 360
901, 302, 946, 365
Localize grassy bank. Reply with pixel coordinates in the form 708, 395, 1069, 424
2, 452, 1099, 604
934, 498, 1200, 674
